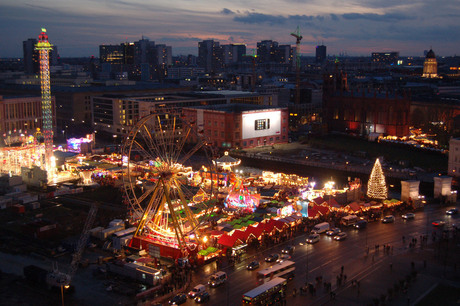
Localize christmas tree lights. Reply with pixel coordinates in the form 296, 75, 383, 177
367, 158, 387, 200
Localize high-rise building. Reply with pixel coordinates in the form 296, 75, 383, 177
23, 38, 39, 74
198, 40, 223, 73
155, 44, 172, 67
99, 43, 135, 65
316, 45, 327, 64
422, 49, 438, 78
23, 38, 58, 74
257, 40, 278, 63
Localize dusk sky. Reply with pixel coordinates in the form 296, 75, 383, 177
1, 0, 459, 58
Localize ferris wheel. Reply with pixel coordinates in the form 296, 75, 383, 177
122, 112, 217, 251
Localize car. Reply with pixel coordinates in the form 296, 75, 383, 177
306, 233, 320, 244
402, 213, 415, 220
432, 220, 446, 227
281, 245, 295, 254
354, 220, 367, 229
247, 261, 260, 270
382, 215, 395, 223
169, 293, 187, 305
194, 291, 210, 303
277, 254, 291, 262
326, 228, 341, 236
446, 208, 458, 215
265, 253, 279, 262
188, 284, 206, 298
333, 232, 347, 241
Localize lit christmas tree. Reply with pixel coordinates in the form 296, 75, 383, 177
367, 158, 387, 200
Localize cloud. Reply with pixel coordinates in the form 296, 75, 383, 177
233, 12, 288, 25
221, 8, 234, 15
341, 12, 414, 22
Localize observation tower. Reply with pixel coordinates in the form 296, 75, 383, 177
35, 28, 54, 177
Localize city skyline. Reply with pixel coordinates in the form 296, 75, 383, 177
1, 0, 459, 58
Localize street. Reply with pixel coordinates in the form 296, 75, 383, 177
175, 203, 459, 306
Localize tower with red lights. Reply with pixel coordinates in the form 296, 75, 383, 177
35, 28, 54, 174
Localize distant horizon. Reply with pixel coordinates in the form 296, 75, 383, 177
2, 43, 457, 59
1, 0, 459, 58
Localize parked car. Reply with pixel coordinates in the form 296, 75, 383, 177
194, 291, 210, 303
281, 245, 295, 254
354, 220, 367, 229
188, 284, 206, 298
333, 232, 347, 241
306, 233, 320, 244
446, 208, 458, 215
326, 228, 341, 236
169, 293, 187, 305
265, 253, 280, 262
382, 215, 395, 223
208, 271, 227, 287
247, 261, 260, 270
402, 213, 415, 220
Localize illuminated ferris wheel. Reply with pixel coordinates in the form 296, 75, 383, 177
122, 112, 217, 251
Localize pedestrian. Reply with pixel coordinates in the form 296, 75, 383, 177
341, 265, 344, 273
293, 288, 297, 297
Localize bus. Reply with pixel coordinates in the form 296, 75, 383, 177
242, 277, 287, 305
257, 260, 295, 283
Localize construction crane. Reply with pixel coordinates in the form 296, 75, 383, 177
47, 202, 99, 290
291, 26, 302, 105
243, 49, 257, 92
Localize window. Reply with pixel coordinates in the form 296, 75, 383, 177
243, 141, 247, 146
250, 140, 254, 145
255, 119, 270, 130
276, 137, 279, 140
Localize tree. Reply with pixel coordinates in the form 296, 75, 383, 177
367, 158, 387, 200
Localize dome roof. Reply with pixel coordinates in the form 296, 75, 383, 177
426, 49, 436, 59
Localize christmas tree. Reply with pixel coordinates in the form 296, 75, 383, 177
367, 158, 387, 200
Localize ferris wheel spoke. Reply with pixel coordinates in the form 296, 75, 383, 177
139, 126, 162, 160
172, 124, 192, 164
132, 139, 156, 161
156, 115, 170, 163
136, 186, 156, 205
178, 140, 205, 166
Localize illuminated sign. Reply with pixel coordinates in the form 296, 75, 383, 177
242, 111, 281, 139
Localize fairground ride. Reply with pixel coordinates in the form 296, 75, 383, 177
122, 113, 217, 258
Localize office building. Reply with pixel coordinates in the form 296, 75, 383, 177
182, 104, 289, 149
316, 45, 326, 64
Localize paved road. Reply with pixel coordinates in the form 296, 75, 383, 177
170, 203, 459, 306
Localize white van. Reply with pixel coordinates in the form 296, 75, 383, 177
208, 271, 227, 287
188, 284, 206, 298
312, 222, 330, 234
